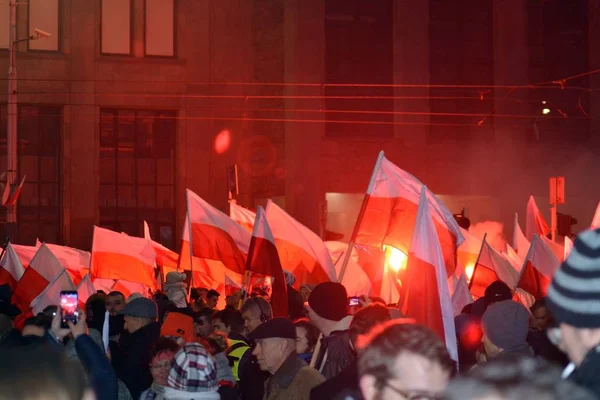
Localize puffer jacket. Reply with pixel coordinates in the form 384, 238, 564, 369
312, 315, 354, 379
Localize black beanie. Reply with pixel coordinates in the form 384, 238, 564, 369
308, 282, 348, 321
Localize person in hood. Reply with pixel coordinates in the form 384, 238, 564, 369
547, 228, 600, 398
480, 300, 533, 362
250, 318, 325, 400
164, 272, 188, 309
164, 342, 220, 400
307, 282, 354, 379
111, 297, 162, 399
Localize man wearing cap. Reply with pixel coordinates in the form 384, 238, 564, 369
110, 297, 162, 399
480, 300, 533, 362
307, 281, 354, 378
547, 228, 600, 397
250, 318, 325, 400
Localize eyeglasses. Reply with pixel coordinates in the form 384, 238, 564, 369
384, 383, 441, 400
149, 361, 171, 370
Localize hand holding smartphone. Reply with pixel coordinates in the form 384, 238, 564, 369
60, 290, 79, 329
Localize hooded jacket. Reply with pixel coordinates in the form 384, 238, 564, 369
164, 272, 188, 308
312, 315, 354, 379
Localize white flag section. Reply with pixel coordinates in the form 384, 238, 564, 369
325, 241, 371, 296
517, 235, 561, 300
449, 262, 473, 316
37, 241, 91, 284
266, 200, 337, 285
513, 213, 530, 257
12, 244, 38, 267
401, 187, 458, 362
31, 269, 75, 314
526, 196, 550, 241
564, 236, 574, 260
76, 275, 96, 304
229, 202, 256, 234
503, 244, 523, 273
0, 243, 26, 290
591, 202, 600, 229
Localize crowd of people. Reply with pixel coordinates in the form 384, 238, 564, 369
0, 228, 600, 400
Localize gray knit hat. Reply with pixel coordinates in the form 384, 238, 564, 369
481, 300, 530, 351
547, 228, 600, 328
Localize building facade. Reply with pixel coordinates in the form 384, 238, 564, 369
0, 0, 599, 250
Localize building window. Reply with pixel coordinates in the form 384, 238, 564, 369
145, 0, 175, 57
0, 2, 8, 49
0, 105, 62, 244
28, 0, 60, 51
101, 0, 131, 55
325, 0, 394, 138
99, 109, 176, 249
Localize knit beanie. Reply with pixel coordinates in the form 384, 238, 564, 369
548, 228, 600, 328
481, 300, 529, 351
167, 343, 218, 392
161, 312, 196, 344
308, 282, 348, 321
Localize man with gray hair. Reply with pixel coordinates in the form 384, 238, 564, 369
250, 318, 325, 400
547, 228, 600, 398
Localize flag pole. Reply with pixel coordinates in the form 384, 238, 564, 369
337, 151, 385, 283
468, 233, 488, 289
186, 190, 194, 297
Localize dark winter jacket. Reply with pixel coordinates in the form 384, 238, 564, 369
567, 346, 600, 399
310, 359, 362, 400
229, 332, 267, 400
312, 316, 355, 379
111, 321, 161, 399
74, 334, 119, 400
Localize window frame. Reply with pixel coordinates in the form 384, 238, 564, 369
99, 0, 134, 56
26, 0, 62, 53
143, 0, 177, 58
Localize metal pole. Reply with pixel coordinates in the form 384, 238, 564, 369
6, 0, 18, 241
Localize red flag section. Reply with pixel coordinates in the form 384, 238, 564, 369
229, 202, 256, 234
247, 206, 288, 318
355, 151, 464, 277
12, 244, 38, 268
12, 244, 64, 311
265, 200, 336, 287
469, 238, 520, 299
182, 189, 250, 274
144, 221, 179, 269
77, 275, 96, 305
526, 196, 550, 241
38, 241, 91, 285
517, 235, 560, 300
457, 228, 483, 281
400, 187, 458, 362
592, 202, 600, 229
31, 269, 75, 314
90, 226, 157, 290
0, 243, 25, 291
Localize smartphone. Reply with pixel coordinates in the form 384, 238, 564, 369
60, 291, 79, 329
348, 296, 360, 307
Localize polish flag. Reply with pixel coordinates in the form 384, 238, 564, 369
526, 196, 550, 241
400, 187, 458, 362
6, 175, 26, 206
143, 221, 179, 270
12, 244, 65, 311
516, 235, 560, 300
37, 241, 91, 285
90, 226, 157, 290
180, 189, 250, 274
265, 200, 336, 287
77, 275, 97, 305
457, 228, 483, 282
513, 213, 531, 258
591, 202, 600, 229
247, 206, 288, 317
326, 241, 372, 297
31, 269, 76, 315
469, 237, 520, 299
0, 243, 25, 291
355, 151, 463, 277
449, 263, 473, 316
564, 236, 574, 260
12, 244, 38, 268
544, 236, 565, 262
230, 202, 256, 234
503, 244, 523, 273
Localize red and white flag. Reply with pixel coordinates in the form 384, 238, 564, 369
0, 243, 25, 291
90, 226, 157, 290
513, 213, 531, 258
12, 244, 38, 268
469, 237, 520, 299
230, 202, 256, 234
503, 244, 523, 273
516, 235, 560, 300
143, 221, 179, 270
37, 241, 91, 285
526, 196, 550, 241
247, 206, 288, 317
400, 187, 458, 362
265, 200, 336, 286
77, 275, 96, 305
591, 202, 600, 229
31, 269, 75, 315
326, 241, 372, 297
355, 151, 464, 277
457, 228, 483, 282
5, 175, 26, 206
12, 244, 64, 311
180, 189, 250, 274
449, 264, 473, 317
564, 236, 574, 260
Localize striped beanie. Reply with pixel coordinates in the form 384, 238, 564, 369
547, 228, 600, 328
167, 343, 218, 392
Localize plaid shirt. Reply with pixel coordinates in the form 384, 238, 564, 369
168, 343, 218, 392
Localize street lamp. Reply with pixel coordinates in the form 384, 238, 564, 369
6, 0, 51, 241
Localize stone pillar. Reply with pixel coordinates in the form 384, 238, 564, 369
283, 0, 325, 234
